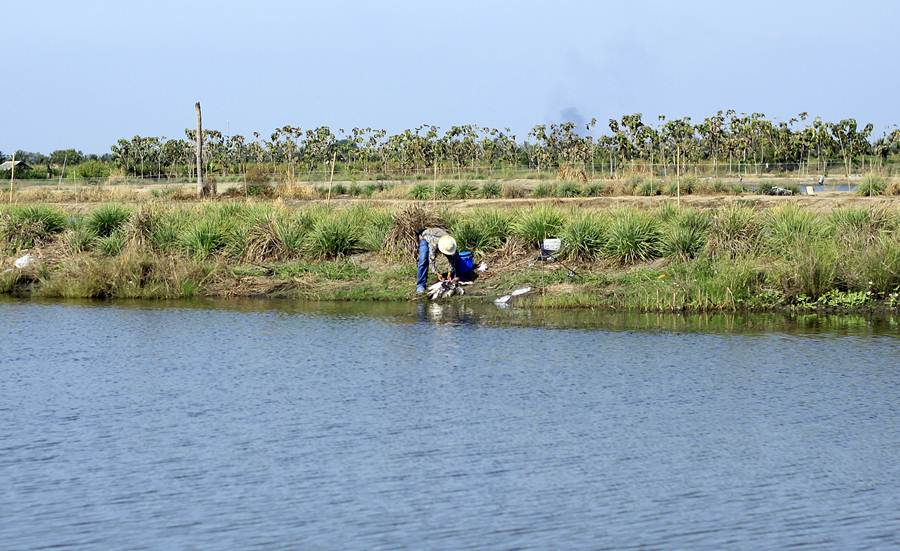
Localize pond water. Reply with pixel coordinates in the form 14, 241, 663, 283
1, 299, 899, 549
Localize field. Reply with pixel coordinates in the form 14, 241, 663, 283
2, 195, 899, 313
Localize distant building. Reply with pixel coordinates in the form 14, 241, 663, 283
0, 160, 31, 172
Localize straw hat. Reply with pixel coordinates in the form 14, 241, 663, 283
437, 235, 457, 255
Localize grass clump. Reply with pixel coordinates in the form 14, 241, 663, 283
305, 210, 363, 258
706, 205, 760, 258
857, 173, 886, 196
453, 182, 478, 199
501, 183, 526, 199
95, 230, 127, 257
450, 210, 511, 254
179, 217, 232, 259
584, 182, 605, 197
555, 181, 582, 198
384, 204, 444, 258
661, 209, 711, 260
409, 184, 431, 200
0, 205, 68, 250
604, 210, 662, 264
512, 205, 563, 246
480, 182, 501, 198
87, 204, 131, 238
242, 212, 307, 262
532, 183, 554, 198
561, 212, 606, 260
762, 204, 825, 255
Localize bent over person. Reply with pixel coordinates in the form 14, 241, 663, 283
415, 227, 464, 293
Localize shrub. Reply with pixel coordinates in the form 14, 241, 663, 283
857, 173, 886, 196
561, 212, 606, 260
604, 210, 662, 264
245, 165, 271, 185
512, 206, 563, 246
74, 160, 111, 179
480, 182, 501, 198
0, 205, 68, 250
87, 204, 131, 238
555, 181, 582, 197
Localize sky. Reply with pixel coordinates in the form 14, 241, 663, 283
4, 0, 899, 154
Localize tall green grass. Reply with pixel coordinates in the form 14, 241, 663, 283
605, 210, 661, 264
512, 206, 563, 245
561, 212, 606, 260
87, 204, 131, 238
451, 210, 511, 254
0, 205, 68, 250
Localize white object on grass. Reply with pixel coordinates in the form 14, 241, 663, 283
477, 262, 488, 272
14, 254, 33, 269
495, 295, 512, 304
511, 287, 531, 296
542, 238, 561, 252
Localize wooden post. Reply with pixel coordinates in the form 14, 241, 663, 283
195, 102, 205, 197
8, 152, 15, 204
58, 152, 68, 191
326, 151, 336, 202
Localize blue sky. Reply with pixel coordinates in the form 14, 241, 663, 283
4, 0, 898, 153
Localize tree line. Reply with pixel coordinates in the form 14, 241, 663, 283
5, 111, 900, 180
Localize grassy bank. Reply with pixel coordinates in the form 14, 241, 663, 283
7, 172, 900, 205
2, 201, 899, 313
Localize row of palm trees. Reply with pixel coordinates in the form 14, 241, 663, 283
108, 111, 900, 180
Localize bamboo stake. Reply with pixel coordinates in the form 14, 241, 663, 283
57, 152, 68, 191
326, 151, 336, 202
195, 102, 204, 197
8, 152, 15, 204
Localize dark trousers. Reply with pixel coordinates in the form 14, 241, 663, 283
416, 239, 429, 289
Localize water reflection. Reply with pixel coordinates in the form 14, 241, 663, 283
3, 296, 896, 336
